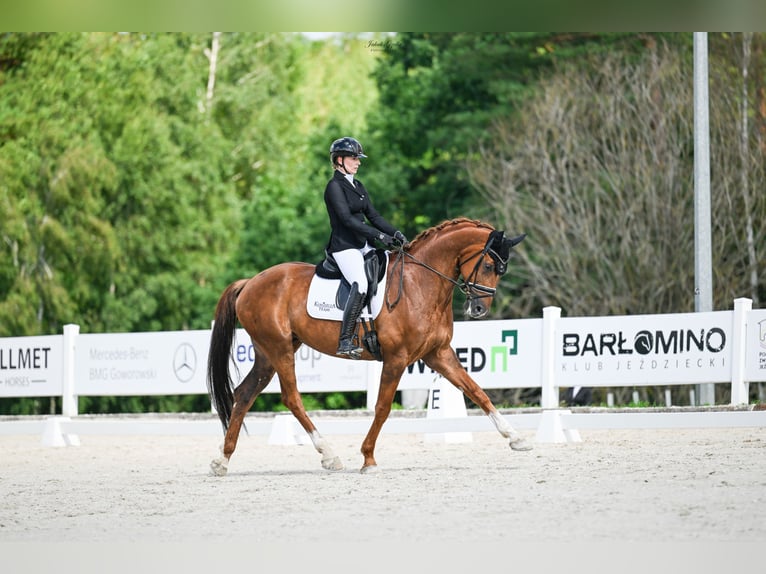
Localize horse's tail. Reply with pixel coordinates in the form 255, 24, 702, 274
207, 279, 249, 432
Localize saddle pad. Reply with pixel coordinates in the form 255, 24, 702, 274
306, 271, 388, 321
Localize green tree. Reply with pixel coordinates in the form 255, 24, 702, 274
1, 34, 121, 335
0, 33, 239, 337
364, 33, 671, 236
0, 32, 382, 414
224, 33, 382, 279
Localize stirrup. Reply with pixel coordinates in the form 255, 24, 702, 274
336, 339, 363, 359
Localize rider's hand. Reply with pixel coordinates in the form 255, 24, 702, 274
377, 232, 397, 248
393, 230, 408, 246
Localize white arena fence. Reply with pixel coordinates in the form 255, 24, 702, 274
1, 297, 765, 444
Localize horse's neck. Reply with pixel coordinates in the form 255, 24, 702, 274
406, 225, 486, 290
409, 242, 459, 279
411, 225, 485, 275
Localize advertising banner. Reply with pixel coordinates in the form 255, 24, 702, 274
3, 301, 762, 402
231, 328, 371, 393
0, 335, 63, 397
556, 310, 732, 386
745, 309, 766, 382
398, 318, 543, 390
75, 330, 211, 395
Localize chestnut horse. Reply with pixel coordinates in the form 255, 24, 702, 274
207, 218, 531, 475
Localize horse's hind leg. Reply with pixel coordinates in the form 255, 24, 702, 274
272, 355, 344, 471
210, 362, 275, 476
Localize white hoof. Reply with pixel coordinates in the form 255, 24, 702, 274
360, 464, 379, 474
210, 457, 229, 476
322, 456, 344, 471
510, 437, 533, 452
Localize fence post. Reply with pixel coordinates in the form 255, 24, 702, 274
730, 297, 752, 405
540, 306, 561, 409
537, 306, 580, 443
61, 324, 80, 417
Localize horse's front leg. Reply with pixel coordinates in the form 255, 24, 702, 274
360, 362, 405, 473
424, 346, 532, 452
486, 409, 533, 451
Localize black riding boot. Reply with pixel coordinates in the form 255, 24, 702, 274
337, 283, 366, 358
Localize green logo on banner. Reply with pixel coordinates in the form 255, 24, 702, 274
490, 329, 518, 372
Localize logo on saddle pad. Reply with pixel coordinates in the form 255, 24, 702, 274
307, 251, 389, 321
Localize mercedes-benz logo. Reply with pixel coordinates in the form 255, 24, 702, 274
173, 343, 197, 383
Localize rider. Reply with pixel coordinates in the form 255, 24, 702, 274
324, 136, 407, 358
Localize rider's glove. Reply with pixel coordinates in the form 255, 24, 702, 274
377, 232, 397, 248
393, 230, 408, 245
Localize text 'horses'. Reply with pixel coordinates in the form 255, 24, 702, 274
207, 218, 531, 475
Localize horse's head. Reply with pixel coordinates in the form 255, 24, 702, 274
398, 219, 525, 318
457, 229, 526, 319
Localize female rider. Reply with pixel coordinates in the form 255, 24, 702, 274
324, 137, 407, 358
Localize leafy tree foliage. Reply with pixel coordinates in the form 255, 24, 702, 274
0, 32, 383, 413
1, 33, 237, 337
363, 33, 663, 236
218, 34, 382, 279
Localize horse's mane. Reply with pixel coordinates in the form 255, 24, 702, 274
406, 218, 494, 250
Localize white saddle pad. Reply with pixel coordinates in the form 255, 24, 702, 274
306, 267, 388, 322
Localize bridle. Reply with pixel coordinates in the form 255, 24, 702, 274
457, 230, 510, 297
386, 230, 514, 311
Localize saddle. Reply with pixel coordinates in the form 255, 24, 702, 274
313, 249, 388, 360
315, 249, 388, 310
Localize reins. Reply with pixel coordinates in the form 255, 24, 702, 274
385, 247, 455, 310
385, 238, 504, 311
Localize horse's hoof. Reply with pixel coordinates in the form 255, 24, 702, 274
210, 458, 229, 476
322, 456, 344, 471
360, 464, 379, 474
510, 437, 533, 452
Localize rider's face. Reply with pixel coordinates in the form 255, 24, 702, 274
339, 155, 361, 175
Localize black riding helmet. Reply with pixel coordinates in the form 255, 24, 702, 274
330, 137, 367, 165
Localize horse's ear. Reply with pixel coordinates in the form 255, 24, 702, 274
504, 233, 526, 249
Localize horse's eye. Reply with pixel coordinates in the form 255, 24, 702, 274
483, 261, 494, 272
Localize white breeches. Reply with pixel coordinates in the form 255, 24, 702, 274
333, 244, 373, 295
